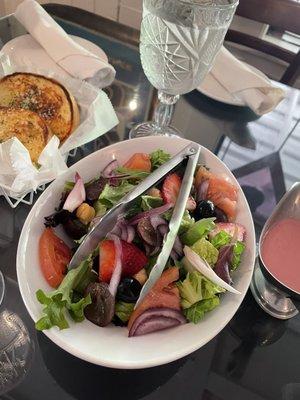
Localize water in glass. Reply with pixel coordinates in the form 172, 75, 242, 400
140, 0, 236, 96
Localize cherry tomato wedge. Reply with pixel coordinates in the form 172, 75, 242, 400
39, 228, 71, 288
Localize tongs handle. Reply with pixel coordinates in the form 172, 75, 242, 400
121, 143, 199, 205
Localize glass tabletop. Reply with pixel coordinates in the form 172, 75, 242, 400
0, 5, 300, 400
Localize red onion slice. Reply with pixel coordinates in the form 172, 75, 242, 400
129, 308, 186, 337
110, 218, 135, 243
158, 224, 168, 236
149, 215, 166, 230
170, 250, 179, 261
63, 172, 86, 212
173, 236, 183, 257
214, 245, 233, 284
129, 203, 172, 225
120, 224, 128, 242
197, 179, 209, 201
107, 234, 122, 297
102, 160, 118, 178
126, 225, 135, 243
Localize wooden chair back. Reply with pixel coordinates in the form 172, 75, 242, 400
225, 0, 300, 85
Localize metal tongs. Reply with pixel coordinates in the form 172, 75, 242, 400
69, 142, 200, 300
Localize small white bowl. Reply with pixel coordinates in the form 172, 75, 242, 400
17, 136, 255, 369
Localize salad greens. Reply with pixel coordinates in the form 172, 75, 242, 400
141, 195, 163, 211
210, 231, 231, 249
231, 241, 246, 270
178, 270, 224, 323
191, 238, 219, 266
35, 258, 93, 330
115, 302, 135, 323
182, 218, 216, 246
93, 201, 107, 217
177, 270, 224, 309
116, 167, 150, 180
98, 181, 135, 208
164, 209, 195, 234
150, 149, 171, 170
184, 297, 220, 323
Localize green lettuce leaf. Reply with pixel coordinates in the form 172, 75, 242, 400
150, 149, 171, 170
35, 258, 92, 331
177, 270, 224, 309
191, 237, 219, 266
231, 241, 246, 271
116, 167, 150, 180
98, 181, 135, 208
164, 209, 195, 234
93, 201, 107, 217
181, 218, 215, 246
69, 295, 92, 322
115, 302, 135, 323
141, 195, 163, 211
184, 296, 220, 323
210, 230, 231, 249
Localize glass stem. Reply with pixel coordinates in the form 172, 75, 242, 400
154, 91, 180, 132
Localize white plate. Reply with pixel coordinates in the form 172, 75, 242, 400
1, 34, 107, 78
17, 137, 255, 369
198, 63, 268, 106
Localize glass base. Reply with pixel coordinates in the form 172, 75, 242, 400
129, 121, 182, 139
250, 259, 298, 320
0, 271, 4, 308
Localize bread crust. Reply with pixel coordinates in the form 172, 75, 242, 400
0, 72, 79, 142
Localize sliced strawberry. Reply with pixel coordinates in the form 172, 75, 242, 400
162, 173, 195, 210
99, 239, 148, 283
209, 222, 246, 242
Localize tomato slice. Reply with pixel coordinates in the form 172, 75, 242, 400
39, 228, 71, 288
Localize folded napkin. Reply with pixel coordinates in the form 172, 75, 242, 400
15, 0, 116, 88
207, 47, 285, 115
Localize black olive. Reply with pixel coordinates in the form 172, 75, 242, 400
44, 209, 71, 227
116, 278, 142, 303
214, 207, 228, 222
195, 200, 215, 219
85, 177, 107, 202
62, 218, 88, 240
84, 282, 114, 327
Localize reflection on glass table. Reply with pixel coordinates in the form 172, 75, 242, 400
0, 271, 34, 395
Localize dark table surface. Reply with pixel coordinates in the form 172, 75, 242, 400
0, 5, 300, 400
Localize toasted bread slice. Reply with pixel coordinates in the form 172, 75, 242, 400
0, 72, 79, 142
0, 107, 50, 163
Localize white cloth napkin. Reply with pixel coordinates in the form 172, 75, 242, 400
208, 47, 285, 115
14, 0, 116, 88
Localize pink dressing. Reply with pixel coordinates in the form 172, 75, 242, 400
261, 218, 300, 292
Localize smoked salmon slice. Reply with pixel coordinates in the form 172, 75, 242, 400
195, 166, 238, 221
128, 267, 180, 331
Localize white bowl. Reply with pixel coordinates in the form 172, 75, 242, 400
17, 137, 255, 369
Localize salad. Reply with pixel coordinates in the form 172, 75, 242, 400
35, 149, 246, 337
